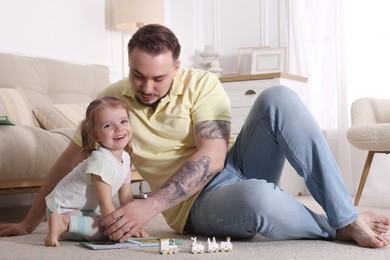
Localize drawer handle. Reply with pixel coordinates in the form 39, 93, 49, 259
244, 89, 256, 95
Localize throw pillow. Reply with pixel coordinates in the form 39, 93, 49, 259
33, 103, 88, 130
0, 87, 34, 126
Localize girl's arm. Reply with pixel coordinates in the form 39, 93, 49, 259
118, 182, 133, 206
117, 176, 149, 238
93, 175, 115, 218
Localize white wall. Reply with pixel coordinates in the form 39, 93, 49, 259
0, 0, 123, 82
170, 0, 286, 74
0, 0, 285, 78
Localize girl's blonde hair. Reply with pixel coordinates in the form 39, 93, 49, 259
80, 96, 130, 158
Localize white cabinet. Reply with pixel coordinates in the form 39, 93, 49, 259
220, 73, 308, 196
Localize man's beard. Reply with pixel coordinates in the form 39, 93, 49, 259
135, 94, 159, 107
135, 81, 173, 107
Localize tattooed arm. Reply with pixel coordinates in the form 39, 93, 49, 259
149, 120, 230, 210
101, 120, 231, 242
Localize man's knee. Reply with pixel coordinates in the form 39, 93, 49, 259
252, 85, 303, 118
259, 85, 298, 105
235, 179, 281, 211
261, 85, 294, 97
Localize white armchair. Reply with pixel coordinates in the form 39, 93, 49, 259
346, 98, 390, 206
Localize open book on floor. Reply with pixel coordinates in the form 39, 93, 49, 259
80, 237, 182, 250
79, 241, 139, 250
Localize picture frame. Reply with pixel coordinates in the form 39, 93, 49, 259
237, 47, 286, 75
237, 47, 255, 75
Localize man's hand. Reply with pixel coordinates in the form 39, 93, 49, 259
101, 198, 158, 242
131, 228, 149, 238
0, 222, 34, 237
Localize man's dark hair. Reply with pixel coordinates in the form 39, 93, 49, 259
128, 24, 181, 61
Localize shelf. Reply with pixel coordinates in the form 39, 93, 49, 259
220, 73, 307, 83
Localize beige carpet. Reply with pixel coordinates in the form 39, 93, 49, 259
1, 196, 390, 260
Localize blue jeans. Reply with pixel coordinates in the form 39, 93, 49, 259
186, 85, 358, 240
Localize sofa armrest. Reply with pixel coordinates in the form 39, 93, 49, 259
0, 126, 71, 180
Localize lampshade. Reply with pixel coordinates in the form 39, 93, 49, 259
115, 0, 164, 31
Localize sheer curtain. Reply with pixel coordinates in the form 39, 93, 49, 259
287, 0, 390, 197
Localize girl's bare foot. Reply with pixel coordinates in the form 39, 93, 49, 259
336, 211, 390, 248
44, 213, 69, 247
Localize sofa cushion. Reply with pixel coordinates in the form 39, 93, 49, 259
32, 103, 88, 130
0, 88, 34, 126
0, 52, 111, 127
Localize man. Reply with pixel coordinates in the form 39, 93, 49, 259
1, 24, 389, 248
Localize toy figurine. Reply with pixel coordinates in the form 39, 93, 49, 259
159, 238, 179, 255
190, 237, 205, 254
219, 237, 233, 252
205, 237, 219, 253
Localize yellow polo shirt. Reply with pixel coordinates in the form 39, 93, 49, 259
73, 68, 233, 233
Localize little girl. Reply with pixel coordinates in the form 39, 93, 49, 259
44, 96, 148, 247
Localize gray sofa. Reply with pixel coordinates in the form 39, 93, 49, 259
0, 52, 111, 194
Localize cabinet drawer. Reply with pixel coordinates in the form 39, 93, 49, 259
223, 79, 273, 108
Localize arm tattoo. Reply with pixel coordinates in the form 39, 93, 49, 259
152, 121, 230, 209
195, 120, 231, 145
158, 156, 213, 205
